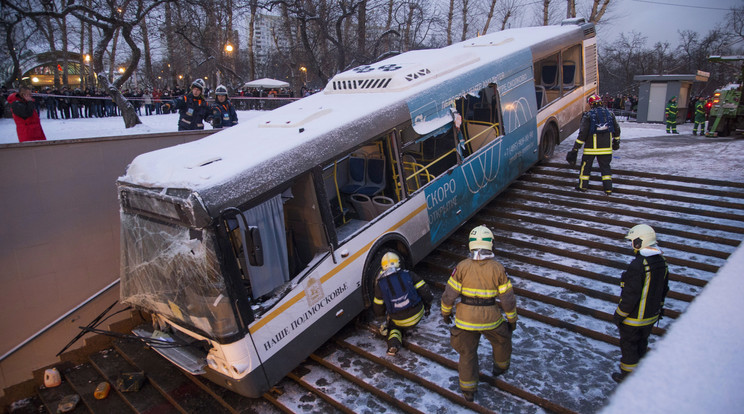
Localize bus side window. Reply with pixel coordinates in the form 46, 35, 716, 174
562, 44, 583, 92
456, 87, 502, 154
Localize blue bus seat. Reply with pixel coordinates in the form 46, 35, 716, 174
535, 85, 547, 109
357, 156, 386, 197
340, 155, 366, 194
541, 63, 558, 89
563, 61, 576, 90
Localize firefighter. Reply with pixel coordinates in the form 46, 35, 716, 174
665, 96, 679, 134
612, 224, 669, 383
566, 94, 621, 195
692, 97, 706, 135
173, 78, 212, 131
441, 225, 518, 402
373, 252, 432, 356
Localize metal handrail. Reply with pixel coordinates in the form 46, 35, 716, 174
0, 279, 121, 362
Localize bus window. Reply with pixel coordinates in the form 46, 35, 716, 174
536, 52, 561, 106
562, 44, 583, 91
227, 172, 329, 302
399, 121, 458, 194
456, 86, 503, 154
324, 136, 398, 241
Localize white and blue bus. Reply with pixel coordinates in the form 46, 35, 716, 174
117, 18, 598, 397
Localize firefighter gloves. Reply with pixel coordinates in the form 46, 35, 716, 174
566, 150, 578, 166
508, 321, 517, 332
442, 314, 452, 325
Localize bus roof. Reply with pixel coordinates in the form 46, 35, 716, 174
120, 23, 589, 214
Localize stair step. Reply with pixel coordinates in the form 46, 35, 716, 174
7, 395, 47, 413
192, 375, 282, 413
114, 340, 231, 414
62, 362, 131, 413
37, 364, 87, 414
89, 348, 179, 414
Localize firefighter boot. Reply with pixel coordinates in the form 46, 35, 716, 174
611, 371, 629, 383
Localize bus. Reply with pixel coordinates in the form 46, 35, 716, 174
117, 18, 598, 397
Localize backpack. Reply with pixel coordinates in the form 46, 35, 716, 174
378, 270, 421, 313
590, 107, 615, 134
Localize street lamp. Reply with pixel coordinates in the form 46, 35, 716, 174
225, 44, 233, 53
118, 67, 125, 74
300, 66, 307, 84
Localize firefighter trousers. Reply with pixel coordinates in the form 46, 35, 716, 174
578, 154, 613, 192
618, 323, 653, 373
450, 324, 511, 392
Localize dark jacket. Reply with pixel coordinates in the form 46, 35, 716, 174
211, 99, 238, 128
173, 93, 211, 130
615, 247, 669, 327
373, 269, 432, 326
8, 92, 46, 142
573, 106, 621, 156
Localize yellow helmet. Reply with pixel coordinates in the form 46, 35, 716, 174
469, 225, 493, 251
381, 252, 401, 271
625, 224, 657, 249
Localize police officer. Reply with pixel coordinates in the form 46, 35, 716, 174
441, 225, 518, 402
665, 96, 679, 134
612, 224, 669, 383
692, 97, 706, 135
566, 94, 621, 195
373, 252, 432, 356
211, 85, 239, 128
173, 78, 211, 131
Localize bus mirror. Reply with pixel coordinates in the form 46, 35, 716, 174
245, 226, 264, 267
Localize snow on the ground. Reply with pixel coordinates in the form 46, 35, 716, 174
2, 114, 743, 412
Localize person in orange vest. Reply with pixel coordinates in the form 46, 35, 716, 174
173, 78, 211, 131
8, 86, 47, 142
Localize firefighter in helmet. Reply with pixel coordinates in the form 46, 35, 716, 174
612, 224, 669, 382
665, 96, 679, 134
566, 93, 621, 195
173, 78, 212, 131
441, 225, 518, 402
372, 251, 432, 356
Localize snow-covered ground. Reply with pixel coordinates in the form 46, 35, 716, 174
2, 113, 743, 412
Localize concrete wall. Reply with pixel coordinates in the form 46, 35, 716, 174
0, 130, 215, 395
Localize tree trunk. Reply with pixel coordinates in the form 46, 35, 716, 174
61, 16, 69, 86
140, 17, 153, 87
164, 2, 177, 88
589, 0, 611, 24
357, 0, 367, 59
543, 0, 550, 26
2, 18, 22, 88
248, 1, 257, 81
567, 0, 576, 18
109, 28, 119, 82
446, 0, 454, 45
482, 0, 497, 35
98, 73, 141, 127
461, 0, 469, 41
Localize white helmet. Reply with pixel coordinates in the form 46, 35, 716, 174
381, 252, 401, 271
191, 78, 206, 91
215, 85, 228, 96
625, 224, 657, 249
469, 225, 493, 251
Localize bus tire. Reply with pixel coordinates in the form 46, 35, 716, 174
539, 124, 557, 163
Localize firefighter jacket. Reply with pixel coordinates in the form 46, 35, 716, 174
572, 107, 620, 156
441, 257, 517, 331
174, 93, 211, 130
615, 246, 669, 327
211, 99, 239, 128
373, 269, 433, 327
665, 100, 678, 121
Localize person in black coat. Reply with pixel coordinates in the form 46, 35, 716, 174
611, 224, 669, 383
173, 79, 211, 131
210, 85, 238, 128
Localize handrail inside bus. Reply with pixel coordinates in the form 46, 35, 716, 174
405, 121, 501, 182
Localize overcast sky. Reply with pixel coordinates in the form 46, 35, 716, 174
596, 0, 742, 48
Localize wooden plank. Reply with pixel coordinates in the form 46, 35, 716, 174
63, 362, 132, 413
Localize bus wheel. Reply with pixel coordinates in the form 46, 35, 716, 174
539, 124, 557, 163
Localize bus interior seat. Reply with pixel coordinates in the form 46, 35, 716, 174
340, 155, 366, 194
535, 85, 547, 109
541, 63, 558, 89
563, 61, 576, 90
357, 156, 386, 197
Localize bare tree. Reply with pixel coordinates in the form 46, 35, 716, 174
587, 0, 610, 24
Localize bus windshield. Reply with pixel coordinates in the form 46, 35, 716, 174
120, 213, 239, 339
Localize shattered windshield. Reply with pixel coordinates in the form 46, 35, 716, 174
120, 213, 238, 339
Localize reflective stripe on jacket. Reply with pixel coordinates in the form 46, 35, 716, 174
615, 248, 669, 327
573, 108, 620, 156
441, 258, 517, 331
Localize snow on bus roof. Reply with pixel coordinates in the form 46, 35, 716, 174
120, 24, 580, 195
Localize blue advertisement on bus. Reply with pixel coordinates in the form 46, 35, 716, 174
410, 49, 539, 244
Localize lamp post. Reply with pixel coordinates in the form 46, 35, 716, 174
300, 66, 307, 84
224, 43, 234, 86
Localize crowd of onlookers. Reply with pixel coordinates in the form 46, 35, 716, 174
0, 85, 302, 120
600, 93, 639, 120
